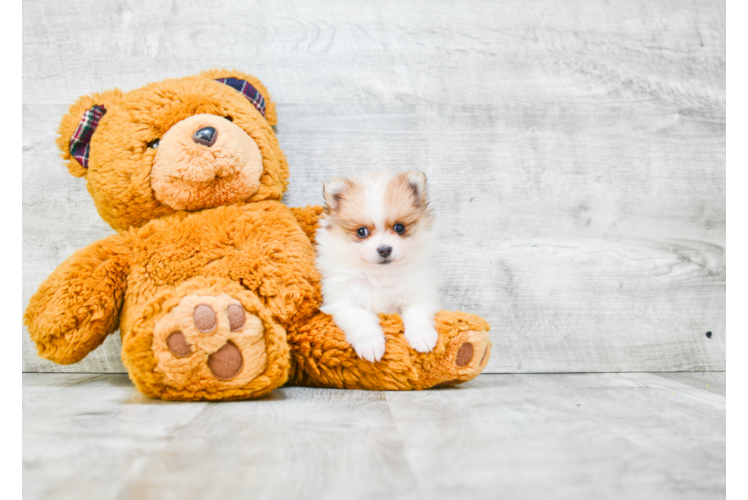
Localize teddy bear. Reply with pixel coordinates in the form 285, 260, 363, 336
24, 69, 492, 401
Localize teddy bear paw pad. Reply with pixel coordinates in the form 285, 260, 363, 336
153, 293, 266, 384
437, 329, 492, 387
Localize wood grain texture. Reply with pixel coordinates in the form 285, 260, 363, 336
721, 1, 748, 372
23, 372, 726, 500
22, 0, 725, 373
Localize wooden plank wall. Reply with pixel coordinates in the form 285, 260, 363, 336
22, 0, 725, 373
722, 7, 748, 374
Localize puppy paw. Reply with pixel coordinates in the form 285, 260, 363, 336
405, 325, 438, 353
348, 329, 386, 362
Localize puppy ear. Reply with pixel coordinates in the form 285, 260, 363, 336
323, 177, 350, 212
401, 171, 429, 207
57, 89, 122, 177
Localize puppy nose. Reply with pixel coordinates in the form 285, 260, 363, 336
193, 126, 217, 147
377, 246, 392, 258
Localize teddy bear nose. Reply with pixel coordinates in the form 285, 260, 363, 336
193, 127, 217, 147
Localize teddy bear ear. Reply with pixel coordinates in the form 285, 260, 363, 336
57, 89, 122, 177
199, 69, 278, 127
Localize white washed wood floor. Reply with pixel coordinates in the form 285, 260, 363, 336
23, 372, 725, 500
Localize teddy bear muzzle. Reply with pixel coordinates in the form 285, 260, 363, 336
150, 113, 264, 211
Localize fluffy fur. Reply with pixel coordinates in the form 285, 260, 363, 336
24, 71, 492, 401
316, 171, 442, 362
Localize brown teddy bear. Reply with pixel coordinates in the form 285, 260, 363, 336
24, 69, 491, 401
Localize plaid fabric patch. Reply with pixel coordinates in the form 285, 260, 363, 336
69, 104, 106, 169
214, 78, 266, 117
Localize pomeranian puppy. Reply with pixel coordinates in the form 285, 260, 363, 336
316, 170, 441, 362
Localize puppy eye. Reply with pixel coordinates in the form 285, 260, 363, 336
147, 138, 161, 149
356, 227, 369, 238
394, 223, 406, 235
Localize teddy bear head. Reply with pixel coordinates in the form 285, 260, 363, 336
57, 69, 289, 231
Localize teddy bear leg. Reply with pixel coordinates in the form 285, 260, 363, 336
287, 310, 491, 390
122, 277, 289, 401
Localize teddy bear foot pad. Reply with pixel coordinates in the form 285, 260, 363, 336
434, 328, 492, 387
123, 277, 290, 401
154, 293, 267, 382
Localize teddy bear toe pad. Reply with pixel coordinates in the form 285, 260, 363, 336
154, 293, 266, 384
437, 329, 492, 387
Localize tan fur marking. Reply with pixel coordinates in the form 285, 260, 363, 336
324, 172, 434, 240
325, 179, 376, 238
384, 173, 433, 235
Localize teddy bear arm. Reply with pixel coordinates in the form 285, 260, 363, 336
289, 205, 324, 245
24, 234, 131, 364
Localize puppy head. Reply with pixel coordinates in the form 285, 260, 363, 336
321, 171, 433, 266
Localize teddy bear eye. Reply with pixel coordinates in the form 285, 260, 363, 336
147, 138, 161, 149
394, 223, 406, 235
356, 227, 369, 238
